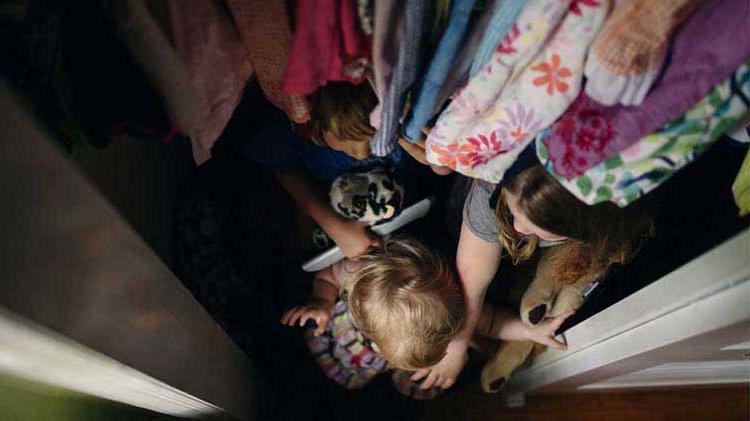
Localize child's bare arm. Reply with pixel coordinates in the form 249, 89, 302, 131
398, 130, 452, 175
274, 169, 379, 258
412, 221, 502, 390
310, 266, 339, 305
280, 266, 340, 336
477, 306, 573, 350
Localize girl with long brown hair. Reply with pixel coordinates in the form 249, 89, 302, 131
411, 165, 654, 390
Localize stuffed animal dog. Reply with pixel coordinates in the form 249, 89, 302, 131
480, 244, 607, 393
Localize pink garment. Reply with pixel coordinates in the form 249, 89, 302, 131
226, 0, 311, 123
282, 0, 369, 96
425, 0, 608, 183
108, 0, 254, 165
543, 0, 750, 179
341, 0, 364, 55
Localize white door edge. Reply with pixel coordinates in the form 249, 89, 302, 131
0, 306, 224, 418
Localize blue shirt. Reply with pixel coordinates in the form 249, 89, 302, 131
403, 0, 477, 142
244, 109, 402, 185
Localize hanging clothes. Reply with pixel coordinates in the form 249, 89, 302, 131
402, 0, 477, 143
537, 61, 750, 207
433, 0, 500, 115
728, 121, 750, 216
369, 0, 398, 130
425, 0, 609, 183
726, 121, 750, 143
733, 148, 750, 216
584, 0, 701, 106
226, 0, 310, 124
542, 0, 750, 180
282, 0, 369, 96
356, 0, 374, 35
467, 0, 526, 77
430, 0, 453, 45
109, 0, 254, 165
370, 0, 433, 157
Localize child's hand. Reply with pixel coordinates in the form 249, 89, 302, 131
398, 137, 430, 165
524, 311, 575, 350
410, 341, 468, 390
397, 136, 452, 176
331, 219, 380, 259
280, 298, 333, 336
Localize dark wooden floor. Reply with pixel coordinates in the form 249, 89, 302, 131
416, 384, 749, 421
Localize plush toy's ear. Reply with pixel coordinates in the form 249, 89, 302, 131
383, 205, 395, 219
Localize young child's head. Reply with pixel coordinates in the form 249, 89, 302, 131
345, 237, 464, 370
309, 82, 377, 160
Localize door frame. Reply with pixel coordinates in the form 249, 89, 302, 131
508, 229, 750, 394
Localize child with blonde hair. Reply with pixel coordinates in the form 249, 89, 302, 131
282, 236, 570, 397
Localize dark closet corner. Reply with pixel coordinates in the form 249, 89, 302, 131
573, 138, 749, 329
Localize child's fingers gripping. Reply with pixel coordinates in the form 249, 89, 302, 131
551, 310, 575, 330
426, 373, 442, 390
280, 307, 300, 325
280, 309, 291, 325
398, 137, 429, 165
420, 370, 440, 390
313, 317, 327, 336
315, 314, 330, 335
542, 334, 568, 350
283, 310, 296, 326
410, 368, 430, 382
299, 309, 316, 327
435, 374, 448, 390
286, 307, 307, 326
298, 311, 310, 327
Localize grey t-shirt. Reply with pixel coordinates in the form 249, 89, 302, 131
463, 180, 500, 243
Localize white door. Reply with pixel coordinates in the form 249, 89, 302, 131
508, 229, 750, 396
0, 86, 259, 419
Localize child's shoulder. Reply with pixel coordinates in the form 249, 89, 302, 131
331, 259, 366, 291
333, 259, 365, 277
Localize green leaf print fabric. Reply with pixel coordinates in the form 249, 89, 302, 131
733, 149, 750, 216
537, 60, 750, 207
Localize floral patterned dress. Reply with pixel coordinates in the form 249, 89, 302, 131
425, 0, 608, 183
305, 300, 443, 399
537, 61, 750, 207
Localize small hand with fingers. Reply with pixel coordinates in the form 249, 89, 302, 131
398, 127, 452, 175
280, 298, 333, 337
409, 341, 468, 390
332, 219, 381, 260
525, 310, 575, 350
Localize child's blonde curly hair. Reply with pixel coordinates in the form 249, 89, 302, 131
344, 237, 465, 369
